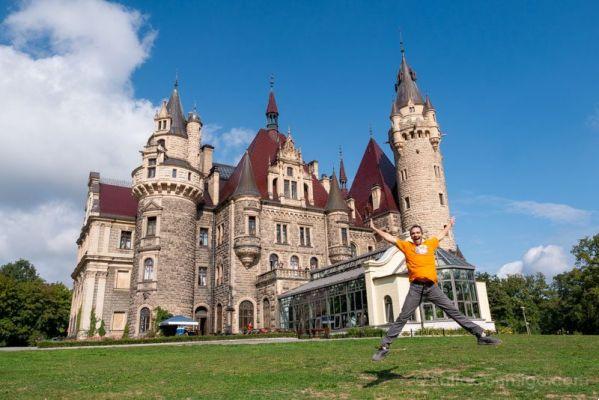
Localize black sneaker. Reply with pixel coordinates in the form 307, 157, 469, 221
477, 335, 502, 346
372, 345, 390, 361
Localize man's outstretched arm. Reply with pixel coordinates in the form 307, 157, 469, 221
369, 219, 398, 245
435, 217, 456, 241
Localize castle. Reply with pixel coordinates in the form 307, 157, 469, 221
67, 48, 494, 339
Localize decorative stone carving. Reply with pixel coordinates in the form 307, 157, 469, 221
233, 235, 261, 268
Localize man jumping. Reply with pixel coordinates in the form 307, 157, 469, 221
370, 217, 501, 362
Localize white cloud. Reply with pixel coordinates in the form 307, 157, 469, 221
203, 124, 255, 164
506, 201, 591, 225
0, 0, 157, 204
497, 245, 571, 279
587, 106, 599, 131
0, 201, 80, 285
471, 195, 591, 225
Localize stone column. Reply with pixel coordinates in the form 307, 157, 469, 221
79, 270, 97, 337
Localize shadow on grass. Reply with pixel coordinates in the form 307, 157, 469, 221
362, 366, 432, 388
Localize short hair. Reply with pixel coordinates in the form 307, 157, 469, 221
409, 224, 423, 234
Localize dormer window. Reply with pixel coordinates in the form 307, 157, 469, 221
291, 181, 297, 199
409, 106, 415, 112
286, 167, 293, 177
157, 139, 165, 149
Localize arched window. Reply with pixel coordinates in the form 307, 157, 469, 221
350, 243, 358, 258
239, 301, 254, 331
384, 296, 394, 323
157, 139, 165, 148
216, 263, 223, 285
216, 304, 223, 334
290, 255, 300, 270
304, 183, 309, 202
262, 298, 271, 329
139, 307, 151, 333
310, 257, 319, 269
143, 258, 154, 281
269, 254, 279, 270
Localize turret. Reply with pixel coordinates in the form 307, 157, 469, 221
128, 81, 204, 336
266, 77, 279, 129
388, 44, 456, 251
325, 173, 352, 263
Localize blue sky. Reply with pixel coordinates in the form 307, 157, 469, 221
0, 0, 597, 283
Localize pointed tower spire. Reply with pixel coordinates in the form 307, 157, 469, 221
393, 40, 424, 110
232, 152, 260, 198
338, 146, 347, 190
424, 95, 435, 110
166, 79, 187, 136
325, 172, 349, 212
266, 74, 279, 129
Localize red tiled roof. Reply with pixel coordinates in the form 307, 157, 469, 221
220, 129, 328, 208
98, 183, 137, 217
266, 91, 278, 114
347, 138, 398, 225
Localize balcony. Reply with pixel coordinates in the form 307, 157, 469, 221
328, 245, 352, 264
233, 235, 261, 268
255, 268, 310, 287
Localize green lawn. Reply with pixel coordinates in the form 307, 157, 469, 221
1, 335, 597, 399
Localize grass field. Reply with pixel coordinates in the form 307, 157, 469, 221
1, 335, 597, 399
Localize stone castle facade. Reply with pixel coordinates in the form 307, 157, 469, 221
68, 48, 463, 338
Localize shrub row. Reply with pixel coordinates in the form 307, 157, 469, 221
37, 332, 297, 348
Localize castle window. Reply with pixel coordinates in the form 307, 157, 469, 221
198, 267, 207, 286
248, 216, 256, 236
115, 270, 130, 289
199, 228, 209, 246
341, 228, 348, 246
367, 245, 374, 253
439, 193, 445, 206
112, 312, 126, 331
299, 226, 312, 247
384, 296, 394, 323
350, 242, 358, 258
284, 180, 290, 197
172, 169, 177, 178
146, 217, 157, 237
147, 158, 156, 178
119, 231, 132, 249
290, 255, 300, 270
139, 307, 151, 333
310, 257, 319, 269
434, 165, 440, 178
276, 223, 288, 244
409, 106, 415, 113
157, 139, 165, 148
291, 181, 298, 199
404, 197, 411, 210
143, 258, 154, 281
269, 254, 279, 270
286, 167, 293, 177
188, 172, 191, 180
304, 184, 309, 202
215, 263, 223, 285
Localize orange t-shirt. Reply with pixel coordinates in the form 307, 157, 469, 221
395, 237, 440, 283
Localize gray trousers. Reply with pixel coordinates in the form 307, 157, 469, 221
381, 281, 484, 347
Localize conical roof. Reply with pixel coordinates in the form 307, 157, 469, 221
266, 91, 279, 114
166, 82, 187, 136
231, 152, 260, 198
393, 51, 424, 110
325, 173, 349, 212
339, 158, 347, 186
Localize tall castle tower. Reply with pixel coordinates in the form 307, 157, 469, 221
129, 81, 205, 335
325, 172, 352, 264
388, 47, 456, 251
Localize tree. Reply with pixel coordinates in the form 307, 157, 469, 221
0, 260, 71, 346
571, 234, 599, 269
0, 259, 39, 282
88, 309, 97, 337
98, 320, 106, 337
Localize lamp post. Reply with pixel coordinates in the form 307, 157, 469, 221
520, 306, 531, 335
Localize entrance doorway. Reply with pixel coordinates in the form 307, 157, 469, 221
194, 306, 208, 335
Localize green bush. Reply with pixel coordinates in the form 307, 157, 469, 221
88, 309, 96, 337
37, 332, 297, 348
344, 327, 385, 338
98, 320, 106, 337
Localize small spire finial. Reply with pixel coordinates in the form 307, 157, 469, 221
339, 145, 343, 159
369, 124, 373, 138
399, 29, 405, 54
269, 74, 275, 90
174, 69, 179, 88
